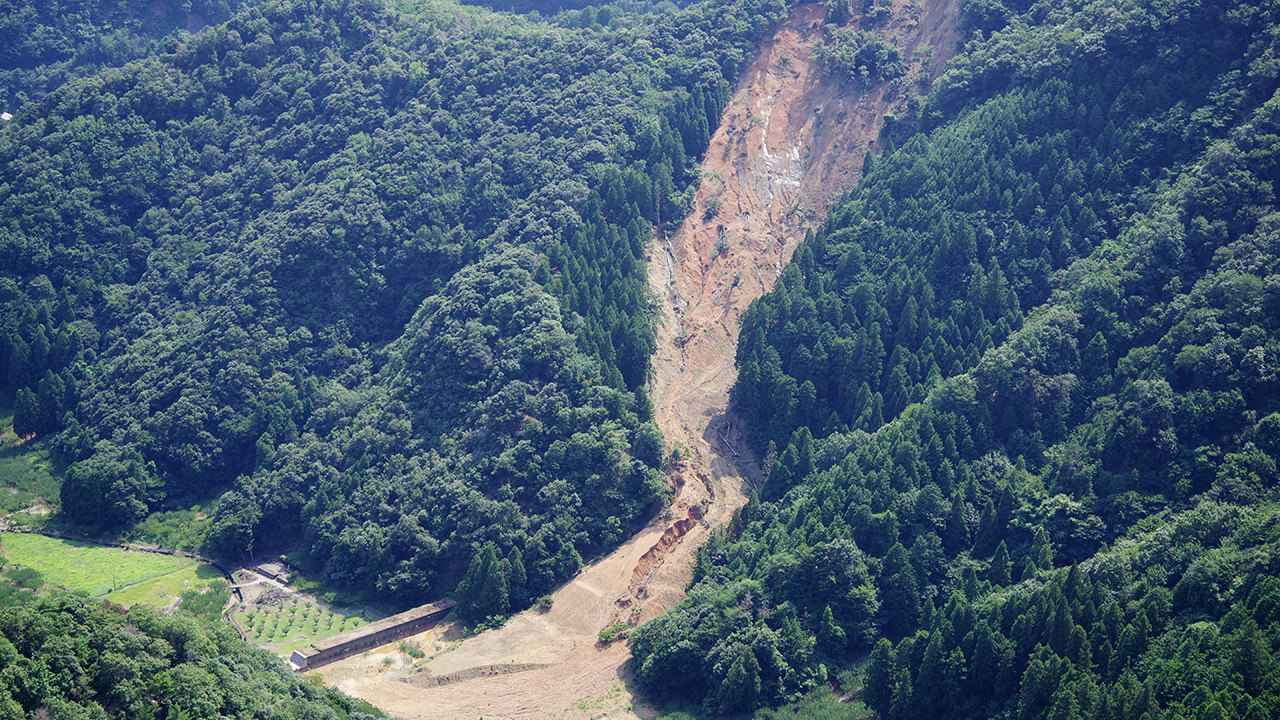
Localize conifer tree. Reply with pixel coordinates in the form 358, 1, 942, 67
942, 647, 967, 713
718, 646, 761, 714
1032, 527, 1055, 569
763, 446, 795, 501
1047, 598, 1072, 655
990, 540, 1012, 586
817, 605, 847, 657
944, 491, 970, 554
973, 499, 998, 556
1080, 331, 1112, 393
1046, 684, 1084, 720
506, 546, 528, 608
1067, 624, 1091, 668
864, 639, 896, 717
913, 633, 945, 716
455, 551, 489, 625
880, 543, 921, 638
4, 337, 28, 396
988, 481, 1012, 522
1021, 556, 1040, 582
478, 549, 511, 621
971, 621, 999, 698
888, 665, 913, 720
963, 566, 982, 599
793, 427, 815, 479
1064, 563, 1085, 602
1231, 618, 1271, 695
11, 388, 37, 438
1018, 648, 1060, 720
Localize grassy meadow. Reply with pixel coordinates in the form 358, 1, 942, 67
0, 412, 59, 516
0, 532, 226, 610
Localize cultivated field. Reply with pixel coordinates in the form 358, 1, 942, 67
0, 532, 222, 607
235, 595, 371, 653
106, 563, 224, 607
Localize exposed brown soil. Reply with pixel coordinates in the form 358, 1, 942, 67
627, 501, 700, 597
310, 2, 960, 717
401, 662, 555, 689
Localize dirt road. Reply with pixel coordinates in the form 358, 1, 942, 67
312, 2, 960, 717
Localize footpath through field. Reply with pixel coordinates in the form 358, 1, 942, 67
312, 2, 961, 717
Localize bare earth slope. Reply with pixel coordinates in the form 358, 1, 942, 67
312, 2, 960, 717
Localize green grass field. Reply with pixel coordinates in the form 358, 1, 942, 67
0, 413, 60, 514
0, 532, 222, 605
105, 563, 224, 607
236, 598, 370, 649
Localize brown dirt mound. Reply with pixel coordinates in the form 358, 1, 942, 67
400, 663, 555, 689
310, 3, 961, 717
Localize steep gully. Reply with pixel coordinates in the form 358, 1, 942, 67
313, 2, 961, 717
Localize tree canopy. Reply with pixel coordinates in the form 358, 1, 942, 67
0, 585, 384, 720
631, 0, 1280, 715
0, 0, 798, 609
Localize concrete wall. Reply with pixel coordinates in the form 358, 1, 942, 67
293, 605, 450, 670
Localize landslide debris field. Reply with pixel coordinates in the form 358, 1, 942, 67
313, 2, 961, 717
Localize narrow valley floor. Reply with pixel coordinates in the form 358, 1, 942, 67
310, 2, 960, 717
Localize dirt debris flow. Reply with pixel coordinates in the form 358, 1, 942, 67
311, 2, 960, 717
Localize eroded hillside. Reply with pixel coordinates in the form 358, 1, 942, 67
312, 2, 961, 717
643, 0, 960, 626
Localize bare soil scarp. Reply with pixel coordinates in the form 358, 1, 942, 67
312, 2, 960, 717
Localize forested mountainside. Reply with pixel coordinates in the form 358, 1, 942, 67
0, 0, 803, 609
0, 0, 259, 112
459, 0, 697, 14
5, 0, 1280, 716
0, 587, 383, 720
631, 0, 1280, 717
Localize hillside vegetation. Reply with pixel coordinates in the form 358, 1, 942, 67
630, 0, 1280, 716
4, 0, 1280, 717
0, 0, 801, 612
0, 0, 259, 112
0, 587, 384, 719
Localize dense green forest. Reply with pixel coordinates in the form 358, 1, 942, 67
0, 566, 382, 719
459, 0, 693, 14
0, 0, 805, 613
6, 0, 1280, 716
0, 0, 258, 112
631, 0, 1280, 717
